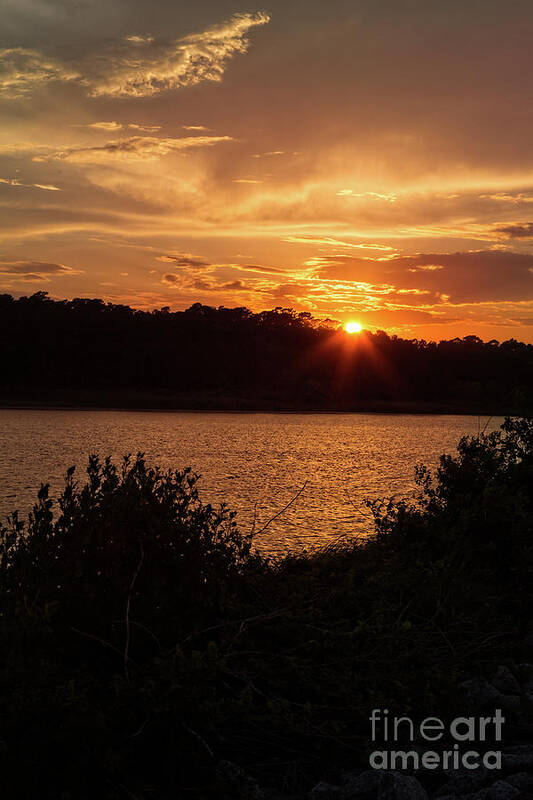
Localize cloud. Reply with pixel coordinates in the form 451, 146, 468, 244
283, 235, 395, 251
162, 273, 179, 285
236, 264, 287, 275
88, 121, 123, 131
0, 259, 82, 281
314, 250, 533, 304
88, 11, 270, 98
252, 151, 285, 158
480, 193, 533, 204
0, 47, 79, 98
33, 135, 234, 163
1, 12, 269, 100
124, 35, 154, 44
128, 123, 162, 133
0, 177, 61, 191
336, 190, 397, 202
157, 253, 211, 269
183, 125, 210, 132
493, 223, 533, 239
161, 272, 254, 292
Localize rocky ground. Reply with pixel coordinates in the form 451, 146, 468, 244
222, 661, 533, 800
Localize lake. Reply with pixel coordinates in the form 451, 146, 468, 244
0, 409, 502, 553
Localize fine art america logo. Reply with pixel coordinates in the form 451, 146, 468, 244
369, 709, 504, 770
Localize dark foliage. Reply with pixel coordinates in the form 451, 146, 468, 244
1, 292, 532, 411
1, 418, 532, 798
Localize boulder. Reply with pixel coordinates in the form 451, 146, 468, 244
309, 782, 343, 800
506, 774, 533, 791
492, 667, 521, 697
341, 770, 380, 799
377, 770, 428, 800
435, 765, 489, 796
479, 780, 519, 799
459, 679, 502, 711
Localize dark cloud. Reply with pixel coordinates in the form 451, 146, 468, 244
493, 223, 533, 239
315, 250, 533, 304
158, 253, 211, 269
162, 273, 179, 284
0, 259, 82, 281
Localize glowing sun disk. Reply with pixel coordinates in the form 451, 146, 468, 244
344, 321, 363, 334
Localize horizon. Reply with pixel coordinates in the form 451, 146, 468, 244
4, 289, 533, 348
2, 1, 533, 342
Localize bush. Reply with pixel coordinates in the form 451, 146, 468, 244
1, 418, 532, 798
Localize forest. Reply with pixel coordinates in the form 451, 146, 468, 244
1, 291, 532, 413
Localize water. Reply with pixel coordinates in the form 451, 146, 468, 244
0, 410, 502, 553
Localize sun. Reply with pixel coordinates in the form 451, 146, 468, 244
344, 321, 363, 334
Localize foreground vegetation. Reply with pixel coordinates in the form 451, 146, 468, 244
2, 292, 533, 413
1, 418, 533, 798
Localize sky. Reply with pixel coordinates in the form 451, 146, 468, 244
1, 0, 533, 341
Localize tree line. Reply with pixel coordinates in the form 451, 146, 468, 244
1, 291, 532, 412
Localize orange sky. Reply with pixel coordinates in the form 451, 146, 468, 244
1, 0, 533, 342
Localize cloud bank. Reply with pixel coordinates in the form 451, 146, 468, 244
0, 12, 270, 99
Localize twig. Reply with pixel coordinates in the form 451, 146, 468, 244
481, 415, 493, 435
124, 539, 144, 681
252, 481, 308, 537
180, 607, 290, 646
182, 722, 214, 759
70, 626, 132, 662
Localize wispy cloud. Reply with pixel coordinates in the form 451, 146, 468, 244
89, 11, 270, 98
87, 121, 123, 131
336, 189, 398, 202
124, 35, 154, 44
283, 235, 395, 251
0, 12, 269, 100
252, 150, 285, 158
0, 259, 82, 281
33, 135, 234, 163
128, 123, 162, 133
0, 177, 61, 191
0, 47, 80, 98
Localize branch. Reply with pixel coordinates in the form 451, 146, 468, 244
252, 481, 308, 537
124, 539, 144, 681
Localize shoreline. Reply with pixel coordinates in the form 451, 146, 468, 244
0, 399, 517, 416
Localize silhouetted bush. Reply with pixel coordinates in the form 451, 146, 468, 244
1, 418, 532, 797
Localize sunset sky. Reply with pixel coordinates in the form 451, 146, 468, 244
2, 0, 533, 341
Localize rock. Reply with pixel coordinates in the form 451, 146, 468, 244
506, 774, 533, 791
492, 667, 521, 696
377, 770, 428, 800
341, 770, 380, 799
216, 760, 265, 799
435, 765, 488, 796
518, 664, 533, 681
522, 633, 533, 656
481, 780, 519, 799
498, 695, 522, 715
341, 770, 428, 800
459, 678, 502, 710
309, 782, 343, 800
502, 746, 533, 772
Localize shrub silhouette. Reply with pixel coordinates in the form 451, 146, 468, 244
1, 418, 532, 798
